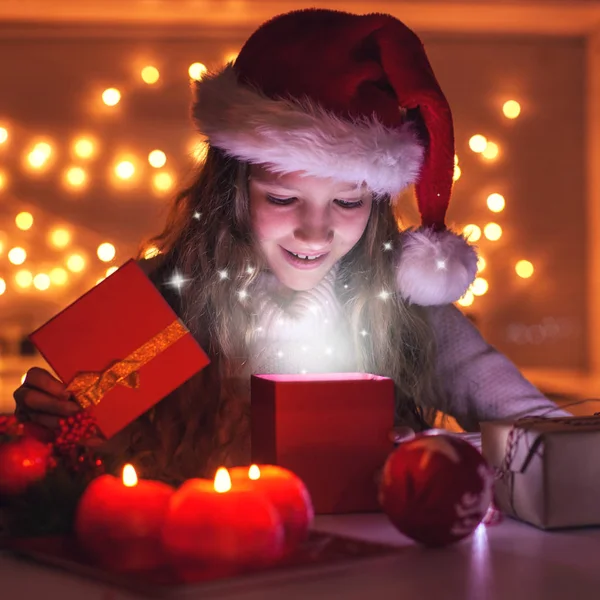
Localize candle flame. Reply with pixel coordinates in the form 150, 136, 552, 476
122, 464, 138, 487
214, 467, 231, 493
248, 464, 261, 480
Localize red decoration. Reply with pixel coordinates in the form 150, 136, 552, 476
74, 464, 174, 572
230, 464, 314, 555
162, 468, 284, 576
0, 436, 52, 496
379, 432, 493, 547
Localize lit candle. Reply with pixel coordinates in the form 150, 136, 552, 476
162, 467, 284, 576
74, 464, 174, 572
230, 464, 314, 555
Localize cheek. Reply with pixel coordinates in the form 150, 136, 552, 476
251, 204, 286, 242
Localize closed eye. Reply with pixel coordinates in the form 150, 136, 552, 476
266, 194, 296, 206
335, 199, 364, 209
266, 195, 363, 209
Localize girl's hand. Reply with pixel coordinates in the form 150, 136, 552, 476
13, 367, 81, 431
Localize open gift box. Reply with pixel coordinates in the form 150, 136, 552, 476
250, 373, 396, 514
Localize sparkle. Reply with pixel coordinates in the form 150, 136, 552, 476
193, 211, 202, 220
325, 347, 333, 355
218, 269, 229, 280
166, 270, 189, 292
383, 241, 392, 251
301, 369, 307, 374
255, 326, 263, 334
343, 284, 349, 289
308, 304, 319, 314
324, 319, 329, 325
360, 329, 368, 337
436, 259, 447, 270
301, 345, 308, 352
246, 265, 255, 275
276, 350, 284, 358
378, 290, 391, 301
238, 289, 248, 300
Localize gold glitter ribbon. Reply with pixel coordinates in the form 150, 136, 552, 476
66, 319, 188, 409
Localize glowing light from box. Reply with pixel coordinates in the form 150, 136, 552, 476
15, 212, 34, 231
144, 246, 160, 259
457, 290, 475, 307
188, 62, 207, 81
122, 464, 138, 487
50, 267, 68, 285
102, 88, 121, 106
469, 135, 487, 153
515, 260, 534, 278
484, 223, 503, 241
105, 266, 118, 277
8, 247, 26, 265
482, 142, 499, 160
487, 193, 505, 213
0, 127, 8, 144
15, 269, 33, 288
0, 277, 5, 296
97, 242, 116, 262
33, 273, 50, 291
248, 465, 260, 480
115, 160, 135, 180
141, 65, 160, 84
477, 256, 486, 273
214, 468, 232, 493
463, 224, 481, 242
73, 137, 96, 159
152, 172, 174, 193
471, 277, 489, 296
66, 253, 86, 273
148, 150, 166, 168
503, 100, 521, 119
64, 166, 87, 189
49, 228, 71, 248
453, 165, 461, 181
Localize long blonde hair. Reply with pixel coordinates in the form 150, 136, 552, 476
108, 147, 442, 483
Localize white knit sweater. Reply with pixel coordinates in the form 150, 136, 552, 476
244, 263, 569, 432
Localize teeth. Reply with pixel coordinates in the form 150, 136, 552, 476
291, 252, 323, 261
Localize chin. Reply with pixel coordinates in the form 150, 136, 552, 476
275, 269, 325, 292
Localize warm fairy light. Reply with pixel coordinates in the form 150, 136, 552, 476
97, 242, 116, 262
33, 273, 51, 291
66, 253, 86, 273
15, 269, 33, 288
515, 260, 534, 278
64, 166, 87, 188
248, 464, 261, 480
469, 135, 487, 153
214, 467, 232, 493
15, 212, 34, 231
457, 290, 475, 307
141, 65, 160, 84
73, 137, 96, 159
484, 223, 503, 241
487, 193, 505, 213
0, 127, 8, 144
105, 266, 118, 277
144, 246, 160, 259
224, 52, 239, 64
463, 224, 482, 242
49, 228, 71, 248
477, 256, 486, 272
152, 172, 174, 192
0, 170, 7, 190
148, 149, 166, 168
453, 165, 462, 182
503, 100, 521, 119
96, 277, 105, 285
188, 62, 207, 81
482, 142, 499, 160
26, 142, 53, 170
115, 161, 135, 180
0, 278, 5, 296
122, 464, 138, 487
50, 267, 68, 285
102, 88, 121, 106
8, 247, 26, 265
471, 277, 489, 296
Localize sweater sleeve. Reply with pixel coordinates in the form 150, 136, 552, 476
426, 304, 571, 431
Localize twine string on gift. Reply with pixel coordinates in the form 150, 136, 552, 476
66, 319, 189, 409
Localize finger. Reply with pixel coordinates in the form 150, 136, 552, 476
24, 367, 70, 399
20, 388, 80, 417
29, 412, 61, 431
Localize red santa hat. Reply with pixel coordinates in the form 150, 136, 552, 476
191, 9, 478, 306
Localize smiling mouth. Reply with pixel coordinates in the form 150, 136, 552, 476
286, 250, 327, 261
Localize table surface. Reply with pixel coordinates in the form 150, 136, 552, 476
2, 514, 599, 600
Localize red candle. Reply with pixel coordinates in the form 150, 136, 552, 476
74, 464, 174, 572
230, 465, 314, 555
162, 467, 284, 575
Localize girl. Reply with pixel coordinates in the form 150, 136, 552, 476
13, 9, 568, 483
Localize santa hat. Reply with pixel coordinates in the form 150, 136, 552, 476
191, 9, 478, 306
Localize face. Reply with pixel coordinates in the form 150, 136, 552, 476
249, 165, 372, 291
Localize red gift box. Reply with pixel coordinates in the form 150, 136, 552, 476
29, 259, 210, 439
251, 373, 395, 514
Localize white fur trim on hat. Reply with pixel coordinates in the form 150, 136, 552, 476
396, 228, 479, 306
192, 65, 425, 197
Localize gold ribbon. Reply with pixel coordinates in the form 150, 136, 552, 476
66, 319, 189, 409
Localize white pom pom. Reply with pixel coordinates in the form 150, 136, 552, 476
396, 228, 478, 306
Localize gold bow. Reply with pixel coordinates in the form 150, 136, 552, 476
66, 319, 189, 409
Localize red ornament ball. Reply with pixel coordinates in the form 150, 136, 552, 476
0, 436, 52, 496
379, 432, 493, 547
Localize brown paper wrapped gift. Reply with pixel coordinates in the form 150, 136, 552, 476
481, 416, 600, 529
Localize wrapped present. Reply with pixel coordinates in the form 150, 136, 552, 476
251, 373, 395, 514
29, 259, 210, 439
481, 415, 600, 529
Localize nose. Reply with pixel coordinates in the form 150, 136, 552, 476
293, 207, 334, 248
